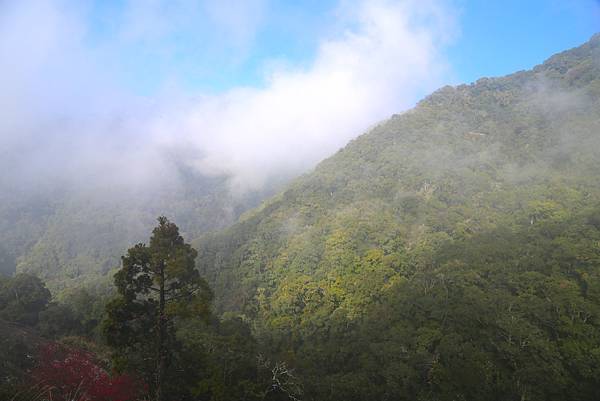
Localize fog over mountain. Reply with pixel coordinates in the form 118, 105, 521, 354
1, 1, 600, 399
0, 0, 455, 194
0, 0, 458, 286
194, 34, 600, 400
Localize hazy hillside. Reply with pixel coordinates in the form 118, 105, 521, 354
0, 168, 282, 290
196, 35, 600, 399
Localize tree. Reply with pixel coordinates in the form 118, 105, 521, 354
0, 273, 51, 325
37, 302, 82, 338
32, 343, 143, 401
103, 216, 212, 401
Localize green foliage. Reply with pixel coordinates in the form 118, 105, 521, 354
37, 302, 81, 339
0, 318, 48, 400
177, 316, 258, 401
280, 208, 600, 400
0, 273, 51, 326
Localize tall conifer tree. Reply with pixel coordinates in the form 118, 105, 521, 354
104, 216, 212, 401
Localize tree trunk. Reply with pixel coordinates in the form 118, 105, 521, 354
156, 265, 166, 401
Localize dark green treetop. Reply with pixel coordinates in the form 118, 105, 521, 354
0, 273, 50, 326
104, 216, 212, 401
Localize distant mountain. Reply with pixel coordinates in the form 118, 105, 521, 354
0, 165, 282, 290
196, 35, 600, 400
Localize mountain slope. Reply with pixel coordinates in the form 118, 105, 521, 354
198, 33, 600, 312
196, 35, 600, 400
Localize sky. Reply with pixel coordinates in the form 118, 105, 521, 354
0, 0, 598, 193
81, 0, 600, 94
448, 0, 600, 84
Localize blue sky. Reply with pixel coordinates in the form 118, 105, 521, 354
447, 0, 600, 83
86, 0, 340, 94
83, 0, 600, 95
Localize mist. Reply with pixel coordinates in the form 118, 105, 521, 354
0, 0, 456, 196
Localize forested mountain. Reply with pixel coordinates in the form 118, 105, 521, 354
196, 34, 600, 400
0, 167, 281, 290
1, 31, 599, 401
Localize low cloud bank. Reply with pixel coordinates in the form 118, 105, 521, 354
0, 0, 457, 194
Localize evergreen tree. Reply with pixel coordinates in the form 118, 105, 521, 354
0, 273, 51, 325
103, 216, 212, 401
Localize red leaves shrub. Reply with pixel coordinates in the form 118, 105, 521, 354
31, 343, 145, 401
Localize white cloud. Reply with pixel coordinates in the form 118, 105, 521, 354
170, 0, 457, 190
0, 0, 457, 194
